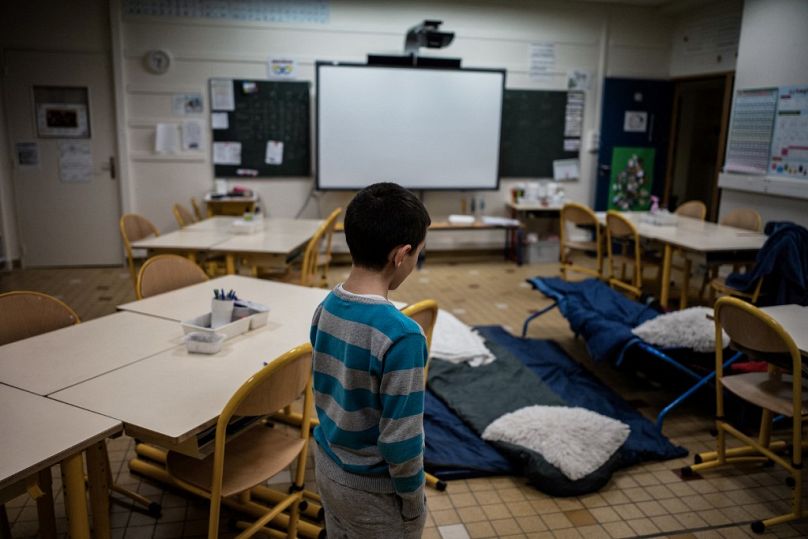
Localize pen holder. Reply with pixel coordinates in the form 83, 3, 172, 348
211, 298, 235, 328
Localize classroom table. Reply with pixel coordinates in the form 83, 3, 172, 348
595, 211, 766, 309
203, 193, 257, 217
0, 311, 182, 396
132, 217, 323, 274
117, 274, 328, 322
0, 383, 121, 539
761, 305, 808, 355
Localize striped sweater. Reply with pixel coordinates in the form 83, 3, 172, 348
310, 285, 427, 518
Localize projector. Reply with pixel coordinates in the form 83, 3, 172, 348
404, 20, 455, 55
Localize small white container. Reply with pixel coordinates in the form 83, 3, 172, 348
235, 300, 270, 329
181, 312, 251, 341
211, 299, 235, 328
184, 332, 225, 354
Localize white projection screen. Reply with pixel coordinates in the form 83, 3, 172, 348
317, 63, 505, 190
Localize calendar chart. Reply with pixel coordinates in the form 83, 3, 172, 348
769, 86, 808, 179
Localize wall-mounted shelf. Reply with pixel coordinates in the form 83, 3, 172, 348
718, 172, 808, 201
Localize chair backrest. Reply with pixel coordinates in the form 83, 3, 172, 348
720, 208, 762, 232
401, 300, 439, 350
172, 203, 197, 228
605, 211, 642, 293
120, 213, 160, 283
561, 202, 598, 227
675, 200, 707, 220
0, 291, 80, 346
190, 197, 203, 221
136, 254, 209, 299
301, 207, 342, 287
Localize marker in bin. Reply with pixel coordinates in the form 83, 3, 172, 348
213, 289, 237, 300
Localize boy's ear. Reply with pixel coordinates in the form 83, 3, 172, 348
389, 244, 413, 268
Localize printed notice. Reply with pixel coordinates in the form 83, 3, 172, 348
58, 140, 93, 183
265, 140, 284, 165
210, 79, 235, 111
155, 123, 180, 154
211, 112, 229, 130
213, 142, 241, 165
182, 120, 204, 151
529, 42, 556, 81
16, 142, 39, 167
553, 158, 580, 181
172, 92, 203, 115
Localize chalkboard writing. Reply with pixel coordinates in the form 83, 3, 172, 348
211, 79, 310, 178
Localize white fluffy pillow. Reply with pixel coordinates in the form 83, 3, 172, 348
632, 307, 729, 353
481, 405, 630, 481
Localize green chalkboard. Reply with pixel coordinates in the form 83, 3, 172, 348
499, 89, 581, 178
211, 79, 310, 178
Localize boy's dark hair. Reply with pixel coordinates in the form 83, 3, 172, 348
344, 182, 431, 271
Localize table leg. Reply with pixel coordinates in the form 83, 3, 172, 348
60, 453, 90, 539
660, 243, 673, 309
35, 469, 57, 539
226, 254, 236, 275
86, 441, 111, 539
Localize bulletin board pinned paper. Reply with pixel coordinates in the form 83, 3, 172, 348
209, 78, 310, 178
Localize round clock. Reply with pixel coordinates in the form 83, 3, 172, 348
143, 50, 172, 75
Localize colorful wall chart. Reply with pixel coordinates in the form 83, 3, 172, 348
769, 86, 808, 179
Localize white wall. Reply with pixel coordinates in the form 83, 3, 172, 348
718, 0, 808, 227
668, 0, 742, 78
115, 0, 673, 249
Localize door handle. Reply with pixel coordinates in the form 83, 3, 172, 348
108, 156, 116, 179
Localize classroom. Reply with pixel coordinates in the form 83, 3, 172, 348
1, 0, 807, 538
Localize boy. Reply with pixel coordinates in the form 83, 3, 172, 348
310, 182, 431, 538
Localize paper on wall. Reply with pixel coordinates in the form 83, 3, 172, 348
211, 112, 229, 130
172, 92, 204, 115
210, 79, 235, 111
58, 140, 93, 183
155, 123, 180, 154
553, 158, 580, 181
567, 69, 591, 91
265, 140, 284, 165
563, 138, 581, 152
181, 120, 204, 151
529, 42, 556, 81
268, 57, 297, 79
16, 142, 39, 167
213, 142, 241, 165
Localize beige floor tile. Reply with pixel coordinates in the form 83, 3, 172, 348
636, 499, 668, 517
499, 488, 527, 503
450, 492, 479, 509
465, 520, 497, 538
530, 499, 561, 514
541, 512, 573, 530
612, 503, 645, 520
601, 521, 636, 539
563, 509, 596, 527
589, 506, 621, 524
429, 495, 455, 511
626, 517, 661, 536
437, 523, 470, 539
432, 508, 462, 526
457, 506, 489, 524
509, 501, 539, 517
474, 490, 503, 505
573, 524, 610, 539
516, 515, 547, 533
552, 528, 584, 539
481, 503, 511, 520
490, 517, 522, 536
650, 513, 683, 533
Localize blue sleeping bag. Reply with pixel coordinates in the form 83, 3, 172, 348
528, 277, 659, 362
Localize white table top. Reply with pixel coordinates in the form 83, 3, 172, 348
212, 218, 323, 255
182, 216, 238, 232
117, 275, 329, 322
0, 312, 183, 396
595, 211, 766, 253
131, 230, 233, 251
0, 383, 120, 490
54, 281, 330, 444
761, 305, 808, 354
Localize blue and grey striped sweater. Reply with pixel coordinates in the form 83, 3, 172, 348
310, 285, 427, 517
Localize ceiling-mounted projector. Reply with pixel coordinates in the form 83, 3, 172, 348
404, 20, 455, 55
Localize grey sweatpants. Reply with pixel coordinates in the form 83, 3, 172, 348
316, 464, 427, 539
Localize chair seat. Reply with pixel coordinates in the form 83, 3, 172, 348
722, 372, 808, 417
166, 424, 305, 498
564, 240, 598, 252
711, 277, 755, 298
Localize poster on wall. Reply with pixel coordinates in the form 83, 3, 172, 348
725, 88, 778, 174
15, 142, 39, 167
172, 92, 204, 115
769, 86, 808, 179
58, 141, 93, 183
608, 147, 655, 211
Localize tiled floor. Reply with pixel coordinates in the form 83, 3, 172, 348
2, 258, 807, 538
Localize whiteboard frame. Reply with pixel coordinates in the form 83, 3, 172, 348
315, 61, 506, 191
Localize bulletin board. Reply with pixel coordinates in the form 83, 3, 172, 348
499, 89, 583, 178
210, 79, 311, 178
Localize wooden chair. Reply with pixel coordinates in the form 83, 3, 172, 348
301, 207, 342, 288
0, 292, 160, 538
675, 200, 707, 220
173, 203, 197, 228
120, 213, 160, 288
559, 202, 602, 280
136, 254, 209, 300
190, 197, 204, 221
605, 211, 660, 299
165, 344, 314, 539
699, 208, 763, 304
401, 299, 446, 492
683, 297, 806, 534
